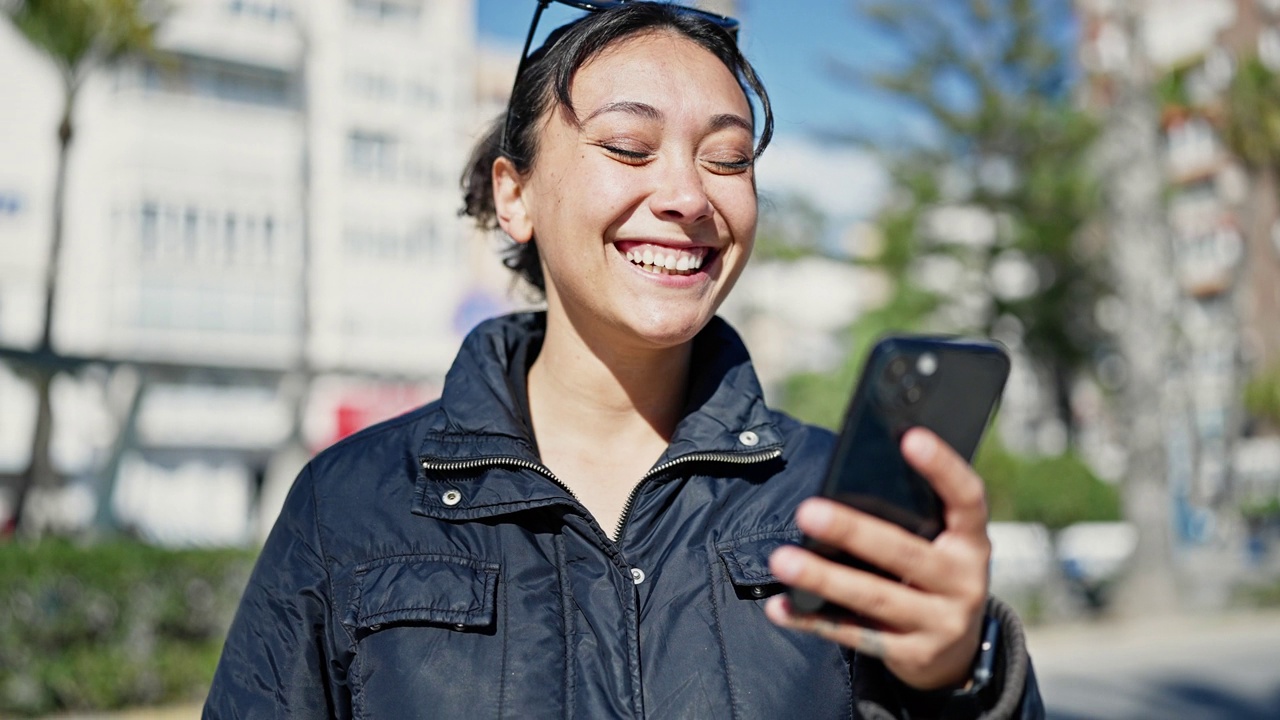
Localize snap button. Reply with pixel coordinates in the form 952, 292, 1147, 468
738, 430, 759, 447
441, 489, 462, 506
369, 624, 382, 631
630, 567, 646, 585
453, 623, 466, 632
751, 586, 764, 598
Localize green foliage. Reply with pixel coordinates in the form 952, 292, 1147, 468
1245, 362, 1280, 430
0, 540, 255, 716
1155, 62, 1194, 111
974, 438, 1122, 530
1240, 495, 1280, 523
5, 0, 163, 83
825, 0, 1109, 439
1223, 56, 1280, 174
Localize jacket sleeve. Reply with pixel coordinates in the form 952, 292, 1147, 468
852, 596, 1045, 720
204, 465, 350, 719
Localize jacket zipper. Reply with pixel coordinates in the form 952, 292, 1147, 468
420, 456, 581, 503
421, 446, 784, 542
613, 446, 783, 540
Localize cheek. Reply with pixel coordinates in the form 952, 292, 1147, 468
719, 184, 759, 245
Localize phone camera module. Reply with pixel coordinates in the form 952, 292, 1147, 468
917, 352, 938, 377
887, 357, 909, 378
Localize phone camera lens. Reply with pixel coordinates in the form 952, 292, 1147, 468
888, 357, 908, 378
905, 386, 922, 404
917, 352, 938, 377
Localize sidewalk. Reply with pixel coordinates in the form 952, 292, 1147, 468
1026, 607, 1280, 672
1028, 609, 1280, 719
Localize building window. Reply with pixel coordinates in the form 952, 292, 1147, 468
228, 0, 293, 23
347, 130, 399, 177
141, 54, 297, 108
348, 0, 422, 24
135, 200, 287, 269
140, 202, 160, 260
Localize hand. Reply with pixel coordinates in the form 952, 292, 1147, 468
764, 427, 991, 690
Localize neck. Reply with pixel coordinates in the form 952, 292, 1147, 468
527, 310, 693, 446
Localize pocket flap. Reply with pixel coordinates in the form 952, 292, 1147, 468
348, 555, 499, 630
716, 530, 800, 587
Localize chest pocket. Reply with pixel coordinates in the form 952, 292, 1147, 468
712, 530, 854, 719
347, 555, 498, 632
344, 555, 503, 719
717, 531, 794, 601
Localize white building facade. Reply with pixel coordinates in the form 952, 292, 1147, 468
0, 0, 489, 542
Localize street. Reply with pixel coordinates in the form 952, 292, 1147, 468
1028, 610, 1280, 719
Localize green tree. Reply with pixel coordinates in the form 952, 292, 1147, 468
785, 0, 1107, 445
3, 0, 162, 535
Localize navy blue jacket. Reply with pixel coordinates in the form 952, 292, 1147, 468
205, 312, 1043, 719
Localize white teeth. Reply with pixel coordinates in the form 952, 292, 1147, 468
623, 245, 711, 275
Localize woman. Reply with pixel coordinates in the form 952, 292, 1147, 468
206, 3, 1042, 718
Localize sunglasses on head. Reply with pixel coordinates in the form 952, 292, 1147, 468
502, 0, 741, 155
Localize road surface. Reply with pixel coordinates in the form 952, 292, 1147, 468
1028, 610, 1280, 719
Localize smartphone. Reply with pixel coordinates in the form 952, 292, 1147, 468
787, 334, 1010, 616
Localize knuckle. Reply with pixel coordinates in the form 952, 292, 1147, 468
860, 585, 892, 619
897, 539, 929, 574
955, 479, 986, 512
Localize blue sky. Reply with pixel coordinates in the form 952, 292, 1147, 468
475, 0, 902, 219
477, 0, 902, 139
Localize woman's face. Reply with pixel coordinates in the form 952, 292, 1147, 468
503, 30, 758, 351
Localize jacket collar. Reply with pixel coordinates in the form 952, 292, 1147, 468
417, 311, 783, 467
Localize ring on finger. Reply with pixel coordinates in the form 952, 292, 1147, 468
858, 628, 888, 659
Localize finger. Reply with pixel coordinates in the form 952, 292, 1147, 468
901, 427, 989, 538
764, 594, 895, 660
769, 544, 932, 630
792, 498, 944, 592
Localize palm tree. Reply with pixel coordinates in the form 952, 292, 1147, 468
2, 0, 161, 535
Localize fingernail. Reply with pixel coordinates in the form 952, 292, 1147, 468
798, 498, 835, 532
903, 429, 936, 462
770, 545, 802, 582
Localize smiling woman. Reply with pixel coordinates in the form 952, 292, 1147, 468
204, 3, 1044, 719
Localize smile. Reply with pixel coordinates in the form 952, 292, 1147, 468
619, 243, 711, 276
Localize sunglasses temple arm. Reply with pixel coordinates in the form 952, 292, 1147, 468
503, 0, 551, 152
514, 0, 551, 85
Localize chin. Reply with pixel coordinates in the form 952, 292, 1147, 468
621, 303, 715, 349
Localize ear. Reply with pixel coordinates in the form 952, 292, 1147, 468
493, 156, 534, 244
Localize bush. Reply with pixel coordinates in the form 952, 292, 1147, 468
975, 440, 1123, 530
0, 539, 255, 716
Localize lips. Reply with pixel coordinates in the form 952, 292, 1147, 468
615, 241, 715, 276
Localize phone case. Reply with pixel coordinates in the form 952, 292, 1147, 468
788, 335, 1010, 616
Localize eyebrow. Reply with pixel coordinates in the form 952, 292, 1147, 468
581, 101, 753, 135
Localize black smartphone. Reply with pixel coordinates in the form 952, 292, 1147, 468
788, 334, 1010, 616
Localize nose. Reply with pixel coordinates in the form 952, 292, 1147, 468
649, 157, 713, 225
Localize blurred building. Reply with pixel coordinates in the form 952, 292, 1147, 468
0, 0, 502, 543
1077, 0, 1280, 538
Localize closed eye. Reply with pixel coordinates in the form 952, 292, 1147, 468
601, 144, 652, 163
705, 157, 754, 174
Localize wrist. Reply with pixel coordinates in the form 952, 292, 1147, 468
952, 613, 1000, 698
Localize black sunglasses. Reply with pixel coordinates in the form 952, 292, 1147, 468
502, 0, 741, 155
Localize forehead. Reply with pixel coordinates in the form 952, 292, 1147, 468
569, 30, 752, 116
